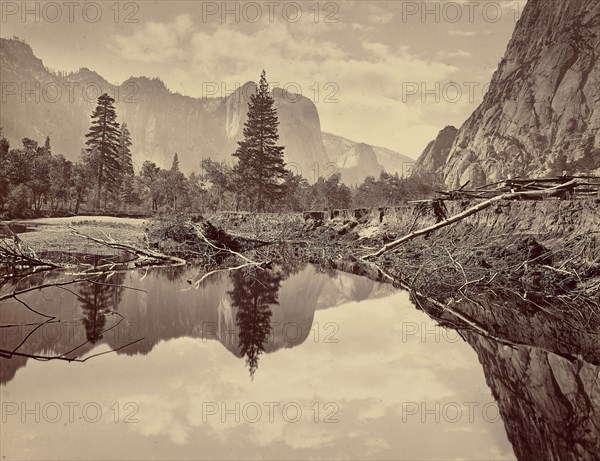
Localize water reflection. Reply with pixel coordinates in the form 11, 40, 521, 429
0, 263, 598, 460
230, 268, 280, 377
78, 273, 126, 343
0, 263, 392, 383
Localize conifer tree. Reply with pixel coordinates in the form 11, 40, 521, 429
44, 135, 51, 154
85, 93, 121, 208
233, 70, 287, 211
171, 152, 180, 173
118, 123, 134, 176
118, 123, 135, 206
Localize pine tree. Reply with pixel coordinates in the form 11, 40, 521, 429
85, 93, 121, 209
118, 123, 135, 206
118, 123, 134, 176
233, 70, 287, 211
171, 152, 180, 173
166, 153, 186, 209
44, 135, 51, 154
0, 129, 10, 209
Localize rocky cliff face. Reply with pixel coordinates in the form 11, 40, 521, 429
0, 38, 329, 176
322, 132, 414, 183
414, 0, 600, 187
466, 333, 600, 461
411, 126, 457, 178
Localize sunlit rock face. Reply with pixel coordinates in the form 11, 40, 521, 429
322, 132, 415, 183
414, 0, 600, 187
0, 38, 329, 178
465, 333, 600, 461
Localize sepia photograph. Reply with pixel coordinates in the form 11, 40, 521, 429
0, 0, 599, 460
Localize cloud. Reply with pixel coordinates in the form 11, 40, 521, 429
435, 50, 472, 59
102, 6, 490, 156
448, 30, 478, 37
368, 11, 394, 23
351, 23, 372, 32
366, 5, 394, 24
110, 14, 193, 63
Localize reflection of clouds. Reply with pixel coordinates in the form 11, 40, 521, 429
1, 293, 515, 460
133, 393, 190, 445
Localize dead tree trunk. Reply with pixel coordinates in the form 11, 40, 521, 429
361, 179, 578, 260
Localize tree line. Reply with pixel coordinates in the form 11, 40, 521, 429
0, 71, 437, 217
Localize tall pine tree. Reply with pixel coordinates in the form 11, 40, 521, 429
118, 123, 134, 176
43, 135, 51, 154
85, 93, 121, 208
118, 123, 135, 206
233, 70, 287, 211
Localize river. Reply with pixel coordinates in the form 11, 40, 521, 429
0, 262, 598, 460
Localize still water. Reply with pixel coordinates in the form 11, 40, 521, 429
0, 263, 597, 460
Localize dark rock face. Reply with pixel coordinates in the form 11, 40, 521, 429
412, 125, 458, 179
0, 38, 329, 176
466, 333, 600, 461
416, 0, 600, 187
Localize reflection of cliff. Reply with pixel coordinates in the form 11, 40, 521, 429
1, 264, 389, 383
465, 333, 600, 461
412, 291, 600, 366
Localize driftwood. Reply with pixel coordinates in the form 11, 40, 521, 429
362, 179, 579, 260
0, 225, 65, 270
68, 225, 186, 266
189, 223, 271, 287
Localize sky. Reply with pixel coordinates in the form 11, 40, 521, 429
1, 0, 528, 157
0, 287, 516, 460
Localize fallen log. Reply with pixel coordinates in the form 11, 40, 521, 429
68, 225, 186, 265
361, 179, 579, 260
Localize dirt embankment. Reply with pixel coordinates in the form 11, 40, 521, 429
211, 199, 599, 245
213, 200, 600, 341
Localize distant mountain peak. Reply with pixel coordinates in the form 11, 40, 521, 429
0, 39, 329, 177
124, 76, 170, 93
322, 132, 414, 183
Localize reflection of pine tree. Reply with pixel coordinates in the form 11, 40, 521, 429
77, 273, 125, 343
228, 268, 282, 378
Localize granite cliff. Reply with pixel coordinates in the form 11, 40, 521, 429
414, 0, 600, 187
0, 38, 329, 177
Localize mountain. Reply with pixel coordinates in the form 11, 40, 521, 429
322, 132, 414, 184
413, 0, 600, 188
0, 37, 329, 177
411, 126, 458, 179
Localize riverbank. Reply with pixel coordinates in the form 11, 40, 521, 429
3, 200, 599, 361
2, 216, 148, 260
209, 199, 600, 341
4, 200, 599, 309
